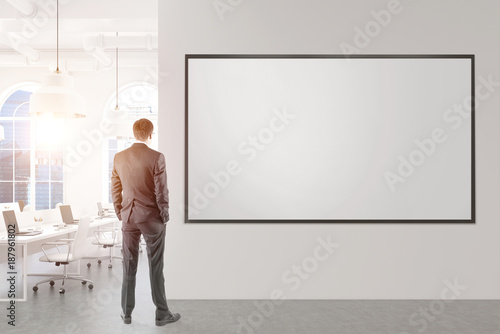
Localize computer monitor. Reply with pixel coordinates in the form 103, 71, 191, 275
97, 202, 115, 218
3, 210, 42, 236
59, 205, 78, 224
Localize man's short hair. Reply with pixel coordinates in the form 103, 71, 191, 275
133, 118, 154, 141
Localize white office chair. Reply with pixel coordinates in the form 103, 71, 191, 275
33, 216, 94, 294
86, 225, 122, 269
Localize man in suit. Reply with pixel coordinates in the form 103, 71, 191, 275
111, 118, 180, 326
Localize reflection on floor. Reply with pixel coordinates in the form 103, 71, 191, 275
2, 252, 499, 334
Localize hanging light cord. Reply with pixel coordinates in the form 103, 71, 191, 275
55, 0, 60, 74
115, 32, 119, 110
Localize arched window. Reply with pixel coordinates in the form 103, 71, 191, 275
102, 83, 158, 202
0, 83, 64, 210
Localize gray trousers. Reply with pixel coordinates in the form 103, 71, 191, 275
121, 211, 169, 319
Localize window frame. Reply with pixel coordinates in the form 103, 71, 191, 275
101, 82, 159, 204
0, 82, 65, 209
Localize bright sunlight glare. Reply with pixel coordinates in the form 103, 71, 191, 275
36, 118, 64, 146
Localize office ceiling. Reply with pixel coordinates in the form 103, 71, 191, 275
0, 0, 158, 69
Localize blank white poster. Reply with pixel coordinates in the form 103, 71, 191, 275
186, 56, 473, 222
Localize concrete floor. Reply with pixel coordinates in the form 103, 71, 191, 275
1, 255, 498, 334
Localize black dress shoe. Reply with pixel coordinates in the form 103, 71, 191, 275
121, 313, 132, 324
155, 312, 181, 326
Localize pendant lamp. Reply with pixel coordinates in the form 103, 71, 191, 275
103, 32, 133, 139
29, 0, 85, 118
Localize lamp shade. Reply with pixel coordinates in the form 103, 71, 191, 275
102, 107, 133, 139
29, 73, 86, 118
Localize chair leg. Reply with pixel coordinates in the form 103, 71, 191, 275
66, 276, 93, 284
61, 265, 66, 288
84, 255, 106, 267
33, 264, 94, 293
86, 245, 123, 269
84, 246, 112, 267
33, 277, 60, 287
106, 246, 124, 268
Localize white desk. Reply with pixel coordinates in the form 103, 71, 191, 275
0, 217, 119, 301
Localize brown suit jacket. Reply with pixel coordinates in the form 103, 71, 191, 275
111, 143, 169, 224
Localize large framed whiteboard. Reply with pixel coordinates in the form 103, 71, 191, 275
185, 55, 474, 223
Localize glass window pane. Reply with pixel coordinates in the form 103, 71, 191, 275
109, 149, 117, 161
0, 121, 13, 149
108, 181, 113, 203
51, 182, 63, 208
15, 182, 30, 203
35, 150, 50, 181
15, 150, 30, 181
35, 182, 49, 210
109, 139, 117, 150
0, 182, 13, 202
14, 97, 31, 117
0, 100, 14, 117
51, 150, 63, 181
103, 84, 158, 211
0, 151, 14, 181
14, 120, 30, 149
120, 139, 133, 151
0, 90, 32, 117
108, 150, 117, 179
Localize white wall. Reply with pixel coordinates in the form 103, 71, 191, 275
159, 0, 500, 299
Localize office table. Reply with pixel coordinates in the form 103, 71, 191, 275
0, 217, 120, 301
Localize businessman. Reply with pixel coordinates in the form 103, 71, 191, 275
111, 118, 180, 326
